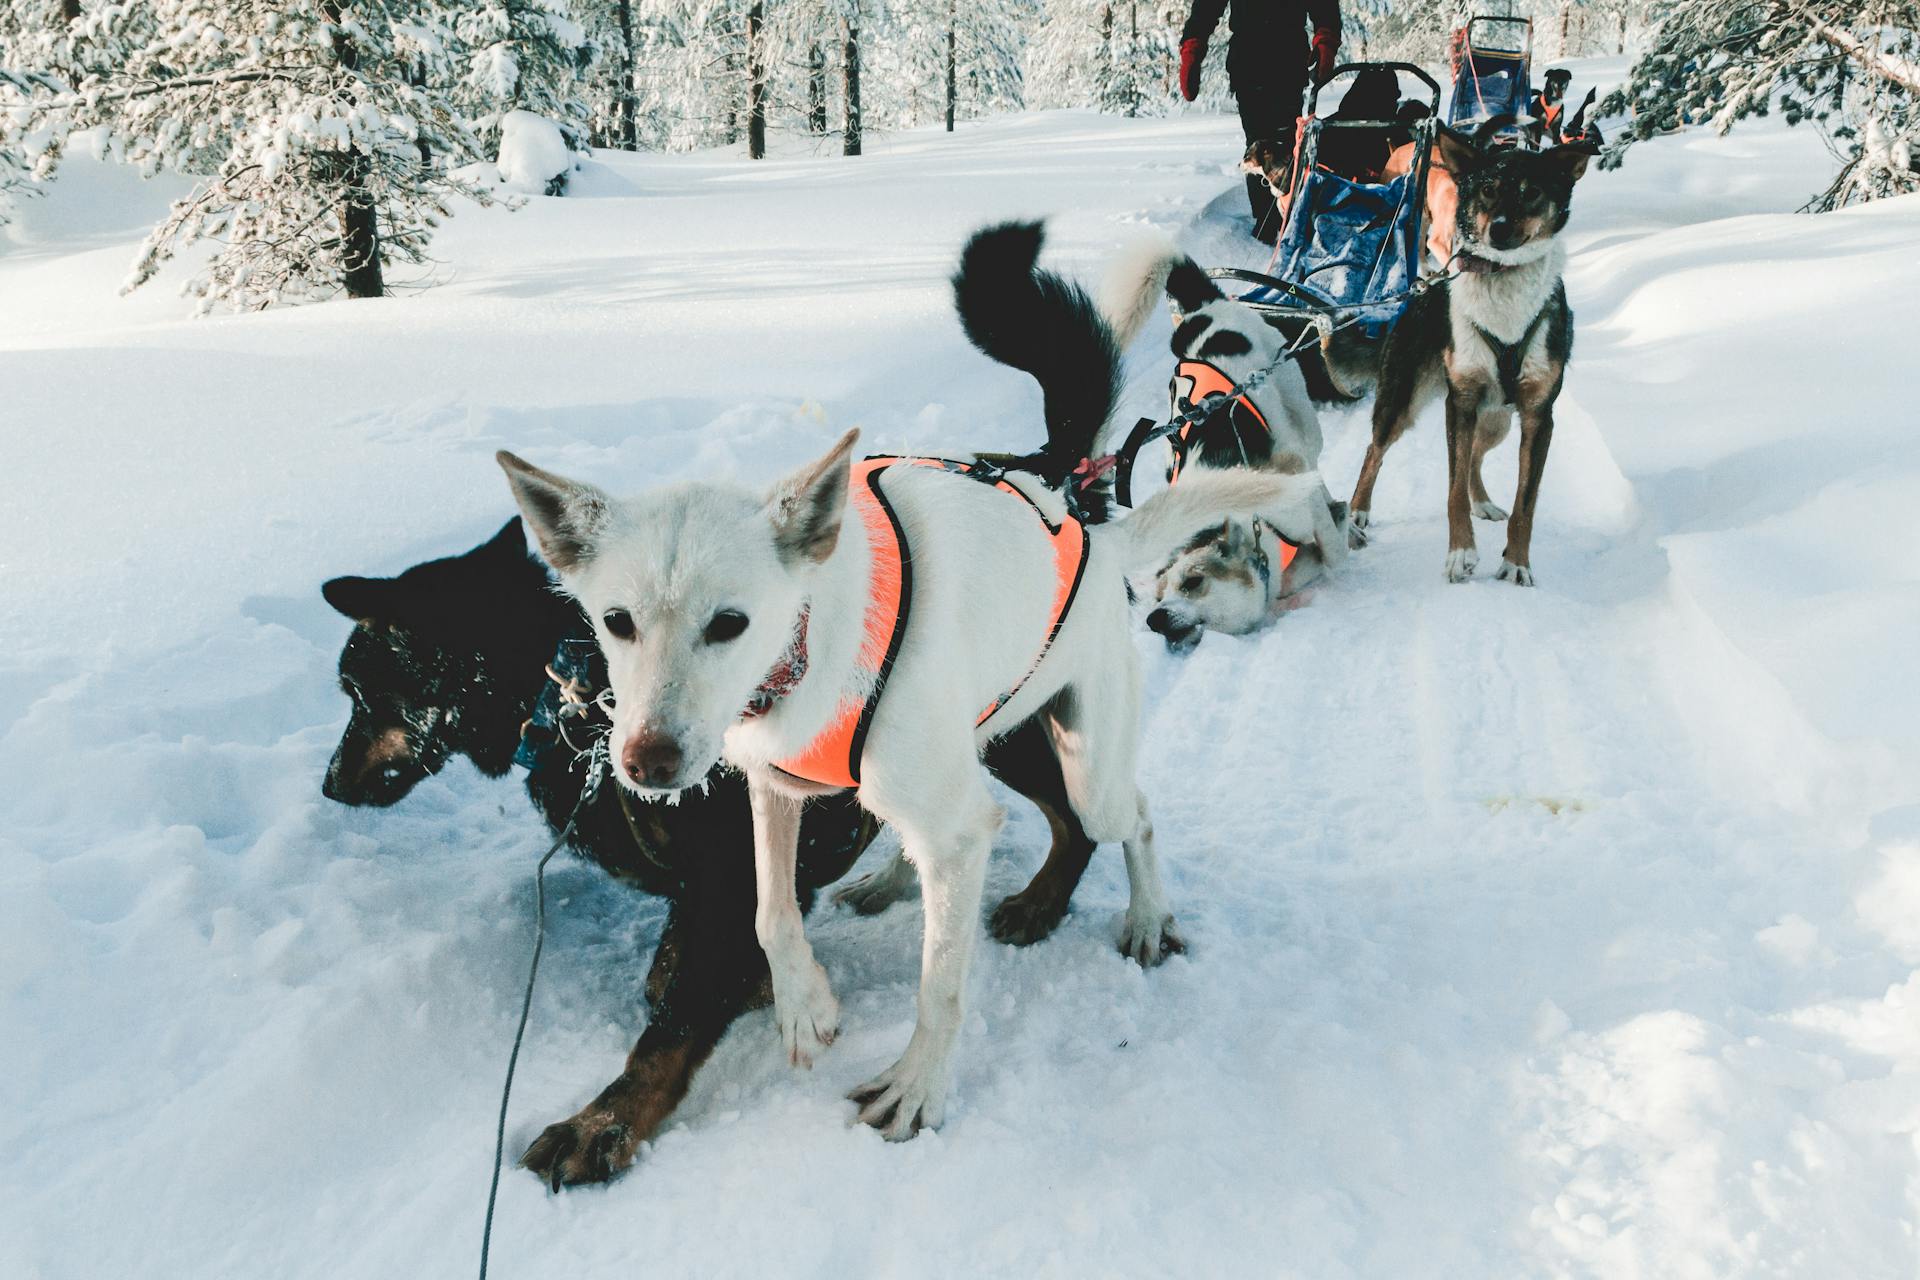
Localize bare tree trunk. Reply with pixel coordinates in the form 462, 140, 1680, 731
1558, 1, 1573, 59
945, 0, 957, 131
1099, 4, 1112, 110
409, 57, 432, 169
747, 0, 766, 158
720, 8, 740, 145
60, 0, 81, 21
324, 0, 382, 298
844, 6, 863, 157
809, 40, 827, 133
339, 156, 382, 299
617, 0, 637, 149
1616, 8, 1627, 54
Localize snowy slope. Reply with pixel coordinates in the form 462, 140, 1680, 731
5, 81, 1920, 1279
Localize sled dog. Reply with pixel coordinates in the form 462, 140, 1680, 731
321, 520, 1109, 1184
496, 432, 1309, 1139
956, 221, 1349, 654
1336, 118, 1598, 584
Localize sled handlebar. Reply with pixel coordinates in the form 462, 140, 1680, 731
1308, 62, 1443, 117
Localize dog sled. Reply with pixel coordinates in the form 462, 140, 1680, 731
1446, 16, 1534, 147
1228, 62, 1443, 339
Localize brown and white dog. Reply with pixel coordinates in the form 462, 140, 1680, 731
1336, 119, 1600, 584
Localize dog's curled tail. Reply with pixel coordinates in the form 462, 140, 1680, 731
952, 220, 1122, 475
1110, 468, 1330, 573
1096, 230, 1183, 352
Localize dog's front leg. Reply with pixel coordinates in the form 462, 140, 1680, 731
1497, 396, 1557, 586
747, 772, 840, 1067
849, 770, 1000, 1140
1442, 381, 1484, 582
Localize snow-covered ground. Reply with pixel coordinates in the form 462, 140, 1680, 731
5, 66, 1920, 1278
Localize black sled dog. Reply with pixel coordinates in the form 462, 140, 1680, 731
320, 519, 1102, 1186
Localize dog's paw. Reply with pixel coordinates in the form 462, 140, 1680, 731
1118, 910, 1186, 968
1347, 509, 1371, 549
848, 1055, 949, 1141
1473, 499, 1508, 522
520, 1109, 640, 1191
771, 959, 840, 1069
1445, 548, 1479, 583
1495, 559, 1534, 586
832, 862, 915, 916
988, 887, 1071, 947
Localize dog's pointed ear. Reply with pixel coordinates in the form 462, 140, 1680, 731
1164, 257, 1224, 317
1219, 518, 1252, 557
322, 575, 394, 624
1542, 139, 1596, 183
473, 516, 529, 564
496, 452, 610, 574
767, 429, 858, 566
1434, 124, 1482, 175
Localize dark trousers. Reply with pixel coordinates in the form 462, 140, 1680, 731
1235, 74, 1305, 243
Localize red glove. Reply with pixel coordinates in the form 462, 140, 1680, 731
1311, 28, 1339, 86
1179, 37, 1206, 101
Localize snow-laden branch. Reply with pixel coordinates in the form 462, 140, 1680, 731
1806, 16, 1920, 95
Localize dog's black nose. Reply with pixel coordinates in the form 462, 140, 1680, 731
1145, 607, 1175, 635
1488, 216, 1517, 248
622, 731, 684, 789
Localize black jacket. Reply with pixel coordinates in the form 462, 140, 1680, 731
1183, 0, 1342, 85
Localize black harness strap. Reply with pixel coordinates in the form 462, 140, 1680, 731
1474, 306, 1550, 406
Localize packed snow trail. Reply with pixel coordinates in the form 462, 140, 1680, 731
4, 74, 1919, 1277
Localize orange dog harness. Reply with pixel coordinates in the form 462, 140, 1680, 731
771, 456, 1088, 790
1161, 365, 1303, 583
1168, 359, 1271, 484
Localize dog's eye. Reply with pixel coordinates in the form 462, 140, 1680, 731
1181, 572, 1206, 596
603, 609, 637, 642
704, 609, 749, 644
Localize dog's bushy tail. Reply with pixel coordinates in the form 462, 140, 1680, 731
1110, 468, 1331, 573
1097, 231, 1185, 352
952, 221, 1122, 480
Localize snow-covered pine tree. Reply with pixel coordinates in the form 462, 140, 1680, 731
51, 0, 492, 308
1362, 2, 1467, 64
0, 0, 151, 221
867, 0, 1030, 130
1602, 0, 1920, 209
450, 0, 593, 151
1026, 0, 1179, 116
566, 0, 639, 147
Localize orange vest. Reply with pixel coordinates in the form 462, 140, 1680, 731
773, 456, 1088, 790
1169, 359, 1272, 484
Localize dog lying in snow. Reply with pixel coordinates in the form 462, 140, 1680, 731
497, 426, 1309, 1138
949, 221, 1350, 655
1331, 117, 1599, 585
319, 519, 1115, 1183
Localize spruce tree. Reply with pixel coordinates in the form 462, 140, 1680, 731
1603, 0, 1920, 209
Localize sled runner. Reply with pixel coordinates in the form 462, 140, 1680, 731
1446, 16, 1534, 146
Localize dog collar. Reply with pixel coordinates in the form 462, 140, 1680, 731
741, 607, 810, 719
1250, 519, 1301, 608
1455, 251, 1513, 275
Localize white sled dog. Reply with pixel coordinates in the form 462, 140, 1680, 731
1097, 235, 1353, 652
498, 433, 1313, 1138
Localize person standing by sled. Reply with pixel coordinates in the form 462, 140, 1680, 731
1178, 0, 1342, 244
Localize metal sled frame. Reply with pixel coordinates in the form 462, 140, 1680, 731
1448, 16, 1535, 147
1223, 61, 1444, 344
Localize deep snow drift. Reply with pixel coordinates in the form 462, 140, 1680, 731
5, 70, 1920, 1279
